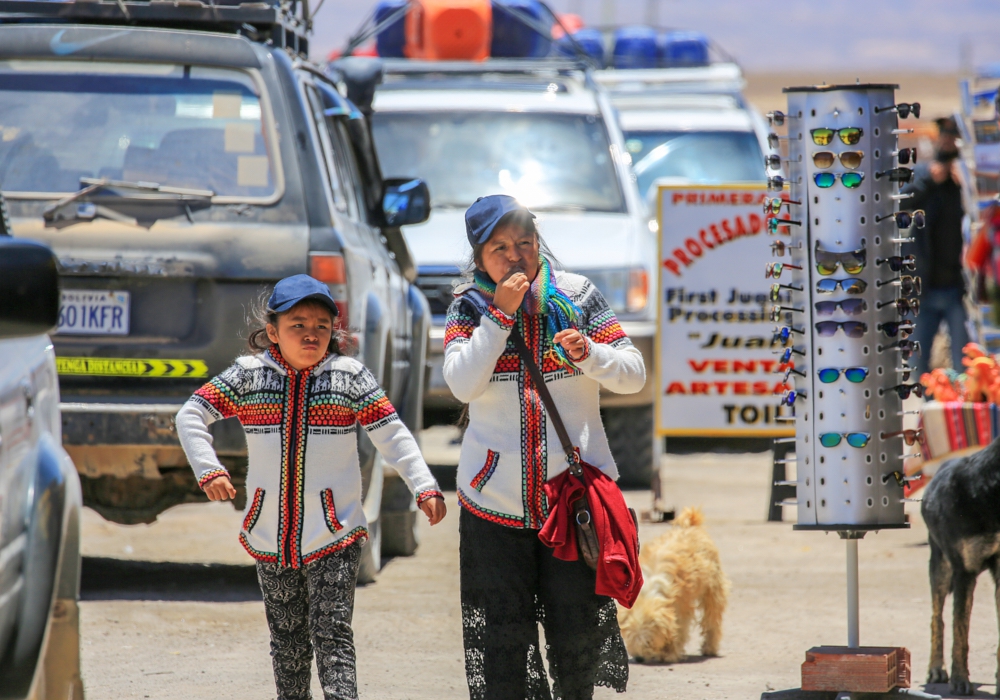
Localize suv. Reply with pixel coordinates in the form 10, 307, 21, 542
0, 0, 431, 580
0, 230, 84, 699
368, 58, 657, 485
594, 62, 773, 211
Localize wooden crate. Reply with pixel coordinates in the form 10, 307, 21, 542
801, 646, 910, 693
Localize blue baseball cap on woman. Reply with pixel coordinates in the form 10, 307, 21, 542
268, 274, 339, 316
465, 194, 533, 247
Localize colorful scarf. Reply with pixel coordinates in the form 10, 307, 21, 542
472, 256, 582, 366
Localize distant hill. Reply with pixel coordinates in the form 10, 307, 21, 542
310, 0, 1000, 75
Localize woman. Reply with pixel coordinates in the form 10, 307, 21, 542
443, 194, 646, 699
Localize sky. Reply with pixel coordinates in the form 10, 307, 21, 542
309, 0, 1000, 74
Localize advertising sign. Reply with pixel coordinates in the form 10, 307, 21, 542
655, 183, 794, 437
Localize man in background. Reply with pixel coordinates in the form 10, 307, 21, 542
905, 117, 969, 377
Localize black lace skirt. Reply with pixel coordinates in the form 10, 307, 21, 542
459, 508, 628, 700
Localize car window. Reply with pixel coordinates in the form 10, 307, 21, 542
0, 61, 277, 199
329, 121, 369, 224
372, 111, 625, 213
304, 84, 350, 214
625, 130, 766, 197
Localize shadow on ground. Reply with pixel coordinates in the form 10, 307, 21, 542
81, 557, 261, 602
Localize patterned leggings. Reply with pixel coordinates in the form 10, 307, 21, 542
256, 543, 361, 700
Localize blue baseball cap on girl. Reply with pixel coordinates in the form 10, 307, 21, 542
268, 274, 339, 316
465, 194, 533, 247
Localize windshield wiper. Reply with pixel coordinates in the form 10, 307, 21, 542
44, 178, 215, 229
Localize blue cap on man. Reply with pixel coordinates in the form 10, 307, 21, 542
268, 274, 339, 316
465, 194, 533, 247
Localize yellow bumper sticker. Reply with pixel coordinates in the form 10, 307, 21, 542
57, 357, 209, 378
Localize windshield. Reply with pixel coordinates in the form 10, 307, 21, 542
372, 111, 625, 212
0, 61, 276, 198
625, 130, 765, 196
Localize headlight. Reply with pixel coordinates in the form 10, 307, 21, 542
582, 267, 649, 315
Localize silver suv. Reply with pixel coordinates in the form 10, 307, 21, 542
0, 0, 431, 580
369, 58, 657, 485
0, 228, 84, 700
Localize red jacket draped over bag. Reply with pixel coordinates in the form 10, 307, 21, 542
539, 462, 642, 608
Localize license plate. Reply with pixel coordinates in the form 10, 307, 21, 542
57, 290, 130, 335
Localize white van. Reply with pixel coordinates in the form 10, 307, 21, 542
371, 59, 657, 485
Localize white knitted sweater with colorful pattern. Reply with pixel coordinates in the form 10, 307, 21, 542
176, 346, 441, 568
443, 271, 645, 530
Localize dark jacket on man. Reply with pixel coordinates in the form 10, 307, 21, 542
902, 161, 966, 290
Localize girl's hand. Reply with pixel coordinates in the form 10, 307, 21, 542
204, 476, 237, 501
493, 271, 530, 317
553, 329, 587, 361
418, 496, 447, 526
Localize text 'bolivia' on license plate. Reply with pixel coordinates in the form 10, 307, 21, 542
57, 290, 130, 335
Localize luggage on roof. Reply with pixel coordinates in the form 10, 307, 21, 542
491, 0, 550, 58
404, 0, 492, 61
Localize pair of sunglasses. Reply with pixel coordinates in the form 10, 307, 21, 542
773, 325, 805, 345
814, 151, 864, 169
775, 346, 806, 363
819, 432, 871, 448
815, 299, 865, 316
879, 321, 914, 338
877, 298, 920, 317
875, 210, 925, 229
876, 102, 921, 119
882, 428, 923, 445
818, 367, 869, 383
877, 275, 921, 297
770, 283, 803, 301
768, 175, 797, 192
770, 305, 804, 322
767, 110, 795, 126
876, 255, 916, 272
768, 216, 801, 234
881, 383, 925, 399
811, 127, 863, 146
881, 338, 921, 359
876, 167, 914, 184
817, 278, 867, 294
893, 148, 918, 165
771, 240, 803, 257
815, 245, 866, 275
814, 172, 865, 188
816, 321, 867, 338
763, 196, 801, 215
766, 262, 802, 279
779, 389, 805, 407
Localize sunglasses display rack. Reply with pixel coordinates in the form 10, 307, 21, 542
767, 84, 921, 666
773, 84, 914, 535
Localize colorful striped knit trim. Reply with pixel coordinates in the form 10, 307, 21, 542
198, 468, 230, 489
416, 488, 444, 505
239, 532, 278, 563
321, 488, 343, 532
485, 305, 515, 331
470, 450, 500, 491
457, 488, 524, 528
243, 487, 265, 532
302, 526, 368, 565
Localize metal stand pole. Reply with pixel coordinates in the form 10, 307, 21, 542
846, 538, 860, 648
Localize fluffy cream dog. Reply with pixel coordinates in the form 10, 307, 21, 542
617, 507, 729, 663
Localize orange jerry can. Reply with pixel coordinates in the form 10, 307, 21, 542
405, 0, 492, 61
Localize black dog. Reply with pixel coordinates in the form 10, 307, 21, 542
921, 436, 1000, 695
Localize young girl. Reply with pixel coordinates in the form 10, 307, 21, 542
176, 274, 446, 700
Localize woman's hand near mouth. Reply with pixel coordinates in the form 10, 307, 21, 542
494, 269, 530, 317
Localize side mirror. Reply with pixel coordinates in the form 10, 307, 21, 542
383, 178, 430, 227
0, 238, 60, 339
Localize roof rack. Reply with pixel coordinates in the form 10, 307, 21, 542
381, 57, 591, 77
0, 0, 311, 56
594, 63, 745, 95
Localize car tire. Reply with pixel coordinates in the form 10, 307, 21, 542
380, 471, 419, 557
602, 404, 654, 489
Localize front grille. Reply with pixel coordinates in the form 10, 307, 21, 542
416, 265, 462, 319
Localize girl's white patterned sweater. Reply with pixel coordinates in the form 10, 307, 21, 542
176, 346, 441, 568
443, 271, 645, 530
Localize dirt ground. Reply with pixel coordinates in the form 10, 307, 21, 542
77, 428, 1000, 700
